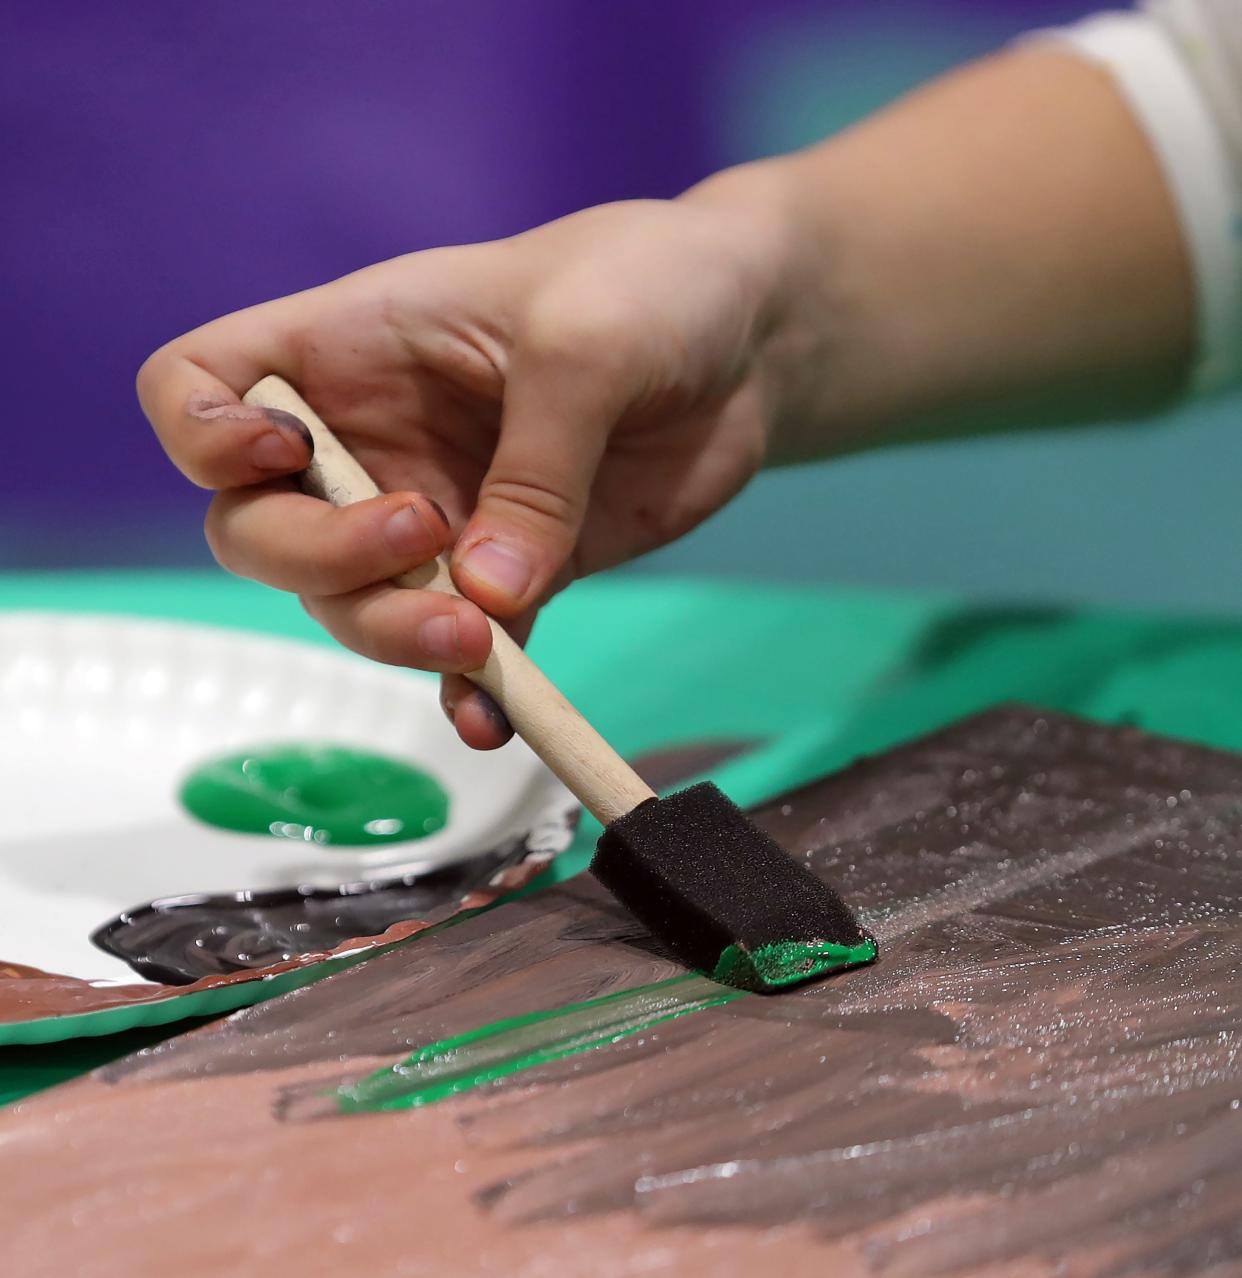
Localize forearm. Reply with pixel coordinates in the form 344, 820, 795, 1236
687, 45, 1195, 463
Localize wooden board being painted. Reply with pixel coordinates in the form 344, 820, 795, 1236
4, 708, 1241, 1277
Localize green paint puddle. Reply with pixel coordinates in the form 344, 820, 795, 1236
335, 937, 877, 1114
180, 744, 449, 847
335, 972, 744, 1113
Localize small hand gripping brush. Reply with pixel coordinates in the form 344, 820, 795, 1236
244, 377, 877, 992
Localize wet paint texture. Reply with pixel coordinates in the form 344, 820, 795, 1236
710, 934, 878, 991
11, 709, 1242, 1277
179, 744, 448, 846
336, 937, 878, 1112
7, 785, 574, 1001
336, 973, 743, 1113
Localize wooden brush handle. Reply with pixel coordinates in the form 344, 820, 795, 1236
243, 375, 656, 826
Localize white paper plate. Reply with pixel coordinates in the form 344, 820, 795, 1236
0, 612, 566, 986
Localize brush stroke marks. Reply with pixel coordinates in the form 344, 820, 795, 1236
335, 973, 745, 1113
4, 707, 1242, 1278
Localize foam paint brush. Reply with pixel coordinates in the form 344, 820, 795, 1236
242, 377, 877, 992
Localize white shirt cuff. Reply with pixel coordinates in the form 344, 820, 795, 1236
1035, 11, 1242, 395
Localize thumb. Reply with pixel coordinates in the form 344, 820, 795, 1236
451, 342, 623, 617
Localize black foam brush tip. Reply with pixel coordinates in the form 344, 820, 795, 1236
590, 782, 876, 993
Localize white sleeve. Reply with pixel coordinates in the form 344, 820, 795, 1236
1035, 5, 1242, 394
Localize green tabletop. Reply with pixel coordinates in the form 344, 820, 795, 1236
5, 567, 1242, 1104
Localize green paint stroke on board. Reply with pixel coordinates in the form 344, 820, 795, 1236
180, 744, 448, 847
336, 937, 881, 1113
335, 973, 745, 1114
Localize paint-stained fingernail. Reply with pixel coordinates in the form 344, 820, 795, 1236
469, 690, 512, 737
418, 614, 460, 663
188, 400, 313, 462
458, 538, 533, 602
261, 408, 315, 455
426, 497, 451, 530
250, 430, 304, 471
384, 504, 431, 556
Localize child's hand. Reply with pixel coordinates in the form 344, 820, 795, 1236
141, 46, 1194, 751
139, 189, 791, 748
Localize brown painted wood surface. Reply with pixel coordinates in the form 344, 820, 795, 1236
4, 708, 1241, 1277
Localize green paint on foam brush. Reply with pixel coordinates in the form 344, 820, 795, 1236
180, 744, 449, 847
335, 939, 877, 1114
712, 935, 879, 992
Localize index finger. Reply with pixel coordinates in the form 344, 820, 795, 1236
136, 293, 316, 490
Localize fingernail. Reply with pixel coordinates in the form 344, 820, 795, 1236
469, 690, 512, 736
426, 497, 451, 530
384, 504, 430, 556
261, 408, 315, 456
459, 539, 532, 602
418, 614, 460, 663
188, 400, 313, 461
251, 430, 303, 470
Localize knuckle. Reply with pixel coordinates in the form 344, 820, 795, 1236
301, 594, 368, 655
134, 345, 171, 410
306, 507, 392, 594
483, 472, 582, 533
340, 592, 402, 666
521, 286, 639, 370
298, 593, 326, 625
181, 461, 218, 491
168, 430, 225, 490
301, 594, 367, 655
134, 356, 156, 406
201, 503, 236, 572
308, 545, 361, 595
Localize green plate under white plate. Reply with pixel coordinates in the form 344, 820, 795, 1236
0, 940, 408, 1046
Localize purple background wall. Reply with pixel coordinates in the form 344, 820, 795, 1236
14, 2, 1237, 615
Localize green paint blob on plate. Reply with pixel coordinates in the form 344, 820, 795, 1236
179, 744, 449, 847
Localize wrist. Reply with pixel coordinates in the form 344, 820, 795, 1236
685, 46, 1195, 464
679, 156, 856, 463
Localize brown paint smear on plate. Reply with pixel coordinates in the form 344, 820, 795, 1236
4, 709, 1242, 1277
0, 850, 557, 1023
0, 743, 734, 1021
